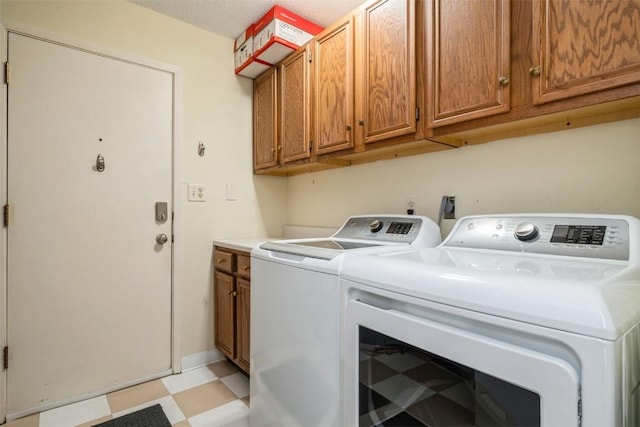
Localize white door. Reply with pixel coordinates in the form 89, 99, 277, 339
6, 32, 174, 417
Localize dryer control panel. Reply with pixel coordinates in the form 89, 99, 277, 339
444, 215, 633, 261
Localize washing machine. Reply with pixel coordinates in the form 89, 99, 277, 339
250, 214, 442, 427
341, 214, 640, 427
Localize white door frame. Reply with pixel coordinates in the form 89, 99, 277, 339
0, 21, 183, 422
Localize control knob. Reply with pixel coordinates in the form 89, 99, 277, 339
369, 220, 384, 233
514, 222, 539, 241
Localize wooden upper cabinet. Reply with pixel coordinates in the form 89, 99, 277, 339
253, 67, 278, 170
312, 16, 355, 155
359, 0, 417, 144
279, 46, 312, 163
427, 0, 510, 127
532, 0, 640, 105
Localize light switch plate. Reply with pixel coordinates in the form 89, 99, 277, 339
226, 184, 238, 201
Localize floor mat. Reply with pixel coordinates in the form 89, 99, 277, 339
93, 404, 171, 427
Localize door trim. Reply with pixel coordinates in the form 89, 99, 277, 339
0, 21, 183, 422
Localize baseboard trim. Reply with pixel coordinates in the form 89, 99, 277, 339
181, 349, 225, 372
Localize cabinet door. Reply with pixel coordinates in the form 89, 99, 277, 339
427, 0, 510, 127
532, 0, 640, 105
313, 17, 355, 155
253, 68, 278, 170
360, 0, 417, 144
279, 46, 312, 163
236, 278, 251, 373
214, 270, 235, 359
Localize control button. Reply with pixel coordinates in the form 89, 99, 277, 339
370, 220, 384, 233
496, 224, 503, 230
467, 223, 476, 230
514, 222, 539, 242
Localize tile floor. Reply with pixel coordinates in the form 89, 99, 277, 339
4, 361, 250, 427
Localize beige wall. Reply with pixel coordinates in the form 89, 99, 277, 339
1, 0, 288, 357
286, 118, 640, 238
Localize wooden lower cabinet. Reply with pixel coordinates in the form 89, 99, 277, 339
213, 247, 251, 374
236, 278, 251, 372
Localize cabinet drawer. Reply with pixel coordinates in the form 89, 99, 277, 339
237, 254, 251, 278
213, 249, 234, 273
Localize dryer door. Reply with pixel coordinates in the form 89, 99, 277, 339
344, 293, 581, 426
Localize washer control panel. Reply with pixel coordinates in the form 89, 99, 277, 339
334, 215, 426, 244
444, 215, 630, 261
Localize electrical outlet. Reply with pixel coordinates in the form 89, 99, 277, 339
406, 199, 417, 213
188, 184, 206, 202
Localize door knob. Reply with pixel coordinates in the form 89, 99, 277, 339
156, 233, 169, 245
96, 154, 105, 172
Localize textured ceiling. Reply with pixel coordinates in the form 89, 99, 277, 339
129, 0, 366, 40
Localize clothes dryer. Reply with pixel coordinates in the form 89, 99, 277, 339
341, 214, 640, 427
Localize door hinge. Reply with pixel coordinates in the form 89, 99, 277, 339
308, 52, 312, 63
3, 346, 8, 370
4, 62, 10, 85
3, 204, 9, 227
415, 107, 420, 121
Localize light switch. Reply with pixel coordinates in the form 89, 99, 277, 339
226, 184, 238, 201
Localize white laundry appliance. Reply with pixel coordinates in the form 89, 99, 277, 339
250, 215, 442, 427
341, 214, 640, 427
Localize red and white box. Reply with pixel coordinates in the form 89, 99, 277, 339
253, 6, 324, 65
234, 24, 256, 71
234, 24, 272, 79
234, 24, 254, 53
235, 56, 272, 79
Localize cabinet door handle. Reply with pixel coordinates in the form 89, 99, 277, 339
529, 66, 541, 77
232, 291, 238, 297
358, 119, 364, 126
243, 266, 250, 271
346, 124, 352, 131
498, 76, 510, 86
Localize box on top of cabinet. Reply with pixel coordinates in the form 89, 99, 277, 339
234, 24, 254, 52
235, 56, 272, 79
235, 23, 272, 79
253, 5, 324, 65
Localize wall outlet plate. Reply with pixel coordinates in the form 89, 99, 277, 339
406, 198, 417, 212
188, 184, 206, 202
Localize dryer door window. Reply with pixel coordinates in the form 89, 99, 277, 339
359, 326, 540, 426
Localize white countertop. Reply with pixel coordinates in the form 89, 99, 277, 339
213, 237, 278, 253
213, 225, 338, 253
